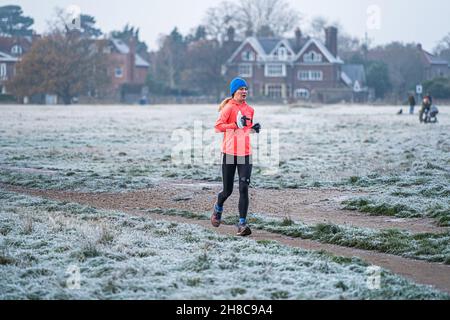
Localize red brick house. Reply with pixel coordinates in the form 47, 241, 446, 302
0, 36, 35, 95
105, 38, 150, 102
224, 27, 366, 103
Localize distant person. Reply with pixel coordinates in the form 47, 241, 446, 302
425, 93, 433, 105
139, 95, 148, 105
408, 94, 416, 114
419, 96, 432, 123
211, 77, 261, 237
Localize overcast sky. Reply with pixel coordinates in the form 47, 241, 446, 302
11, 0, 450, 52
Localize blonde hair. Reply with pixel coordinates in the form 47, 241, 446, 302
218, 97, 233, 112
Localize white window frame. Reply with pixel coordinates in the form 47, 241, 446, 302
277, 47, 288, 61
115, 67, 123, 78
297, 70, 323, 81
0, 63, 7, 80
241, 50, 255, 61
310, 70, 323, 81
238, 64, 253, 77
298, 70, 309, 81
11, 45, 23, 55
294, 88, 310, 99
266, 84, 283, 99
303, 51, 323, 63
265, 63, 286, 77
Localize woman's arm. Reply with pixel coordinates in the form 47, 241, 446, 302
215, 105, 238, 132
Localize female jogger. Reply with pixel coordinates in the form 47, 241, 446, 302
211, 78, 261, 237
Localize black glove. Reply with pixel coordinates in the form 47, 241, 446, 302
236, 115, 250, 129
252, 123, 261, 133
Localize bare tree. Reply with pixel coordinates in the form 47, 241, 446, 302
203, 0, 301, 41
203, 1, 239, 42
434, 33, 450, 62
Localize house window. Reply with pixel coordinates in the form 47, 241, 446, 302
241, 50, 255, 61
298, 71, 309, 81
11, 45, 23, 55
303, 51, 323, 63
276, 47, 287, 61
0, 63, 7, 80
267, 84, 283, 99
297, 70, 323, 81
238, 64, 252, 77
115, 67, 123, 78
294, 88, 310, 99
265, 64, 286, 77
310, 70, 323, 81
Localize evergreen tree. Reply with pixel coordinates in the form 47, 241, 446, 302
0, 5, 34, 37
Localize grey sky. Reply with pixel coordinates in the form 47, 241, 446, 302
11, 0, 450, 52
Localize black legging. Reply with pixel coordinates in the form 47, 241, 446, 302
217, 154, 253, 219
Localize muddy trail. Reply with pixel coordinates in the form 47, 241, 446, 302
3, 181, 450, 294
8, 180, 446, 234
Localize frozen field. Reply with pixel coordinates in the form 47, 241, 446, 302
0, 103, 449, 299
1, 104, 449, 223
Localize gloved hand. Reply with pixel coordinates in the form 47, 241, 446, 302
252, 123, 261, 133
236, 112, 250, 129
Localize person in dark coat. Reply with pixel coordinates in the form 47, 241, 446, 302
408, 94, 416, 114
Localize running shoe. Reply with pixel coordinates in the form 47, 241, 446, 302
236, 223, 252, 237
211, 204, 222, 228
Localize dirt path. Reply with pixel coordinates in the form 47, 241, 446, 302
4, 182, 450, 294
8, 180, 445, 234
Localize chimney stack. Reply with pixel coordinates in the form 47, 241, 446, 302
325, 26, 338, 57
295, 27, 302, 49
227, 27, 235, 42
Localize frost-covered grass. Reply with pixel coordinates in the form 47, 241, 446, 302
0, 190, 448, 300
0, 104, 449, 223
146, 209, 450, 264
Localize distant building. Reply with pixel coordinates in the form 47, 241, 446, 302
104, 38, 150, 103
223, 27, 368, 103
0, 36, 36, 95
417, 44, 450, 81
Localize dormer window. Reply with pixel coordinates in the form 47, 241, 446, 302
303, 51, 322, 63
11, 45, 23, 56
241, 50, 255, 61
277, 47, 287, 60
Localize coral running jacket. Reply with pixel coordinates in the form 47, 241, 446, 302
215, 99, 255, 156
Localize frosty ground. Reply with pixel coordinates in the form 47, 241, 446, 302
0, 103, 449, 299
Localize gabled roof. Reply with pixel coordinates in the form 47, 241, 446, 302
110, 38, 150, 68
287, 37, 310, 54
295, 38, 343, 64
422, 50, 449, 66
0, 51, 19, 62
258, 37, 283, 54
341, 64, 366, 84
0, 36, 33, 57
268, 39, 296, 56
227, 36, 343, 65
226, 37, 267, 64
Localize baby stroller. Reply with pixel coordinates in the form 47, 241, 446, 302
423, 105, 439, 124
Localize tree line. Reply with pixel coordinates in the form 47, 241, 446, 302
2, 2, 450, 103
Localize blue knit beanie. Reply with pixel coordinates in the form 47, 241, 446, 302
230, 77, 248, 96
